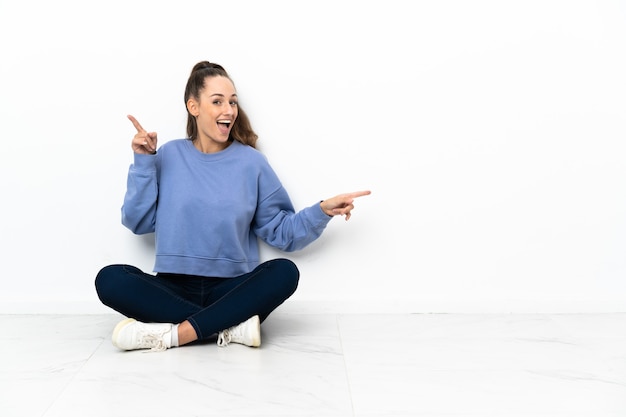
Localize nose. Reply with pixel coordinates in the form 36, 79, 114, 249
222, 104, 234, 116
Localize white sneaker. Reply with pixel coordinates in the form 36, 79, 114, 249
217, 315, 261, 347
112, 318, 173, 352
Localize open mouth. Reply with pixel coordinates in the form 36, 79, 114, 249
217, 120, 231, 134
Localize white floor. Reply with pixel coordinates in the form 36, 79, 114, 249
1, 312, 625, 416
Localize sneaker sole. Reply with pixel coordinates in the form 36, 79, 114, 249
112, 318, 137, 349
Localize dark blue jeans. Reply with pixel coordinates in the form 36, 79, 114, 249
95, 258, 299, 340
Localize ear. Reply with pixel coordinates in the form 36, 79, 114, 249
187, 98, 199, 117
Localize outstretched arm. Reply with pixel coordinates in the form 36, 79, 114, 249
320, 190, 371, 221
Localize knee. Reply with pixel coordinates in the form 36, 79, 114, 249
94, 264, 126, 304
273, 258, 300, 293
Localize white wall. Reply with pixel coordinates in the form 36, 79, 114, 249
1, 0, 625, 314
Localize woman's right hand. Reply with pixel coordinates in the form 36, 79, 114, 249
128, 114, 157, 154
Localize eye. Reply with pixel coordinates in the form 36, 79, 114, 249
213, 100, 222, 105
230, 100, 238, 106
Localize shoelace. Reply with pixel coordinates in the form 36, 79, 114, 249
139, 332, 168, 353
216, 329, 232, 347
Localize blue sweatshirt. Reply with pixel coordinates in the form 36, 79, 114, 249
121, 139, 332, 277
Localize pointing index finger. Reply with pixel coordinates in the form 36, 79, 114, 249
348, 190, 372, 199
127, 114, 146, 133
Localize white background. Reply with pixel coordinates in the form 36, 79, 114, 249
1, 0, 625, 314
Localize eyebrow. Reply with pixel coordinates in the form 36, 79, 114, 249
210, 93, 238, 98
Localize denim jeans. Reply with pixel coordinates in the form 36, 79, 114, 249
95, 258, 299, 340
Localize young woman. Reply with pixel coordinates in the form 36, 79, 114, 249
95, 61, 370, 352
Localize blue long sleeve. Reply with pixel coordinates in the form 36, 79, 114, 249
253, 188, 331, 252
121, 153, 159, 235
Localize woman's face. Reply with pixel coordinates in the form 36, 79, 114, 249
188, 75, 238, 151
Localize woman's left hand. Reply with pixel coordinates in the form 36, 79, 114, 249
320, 190, 371, 221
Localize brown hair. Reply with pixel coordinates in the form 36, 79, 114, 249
184, 61, 258, 148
